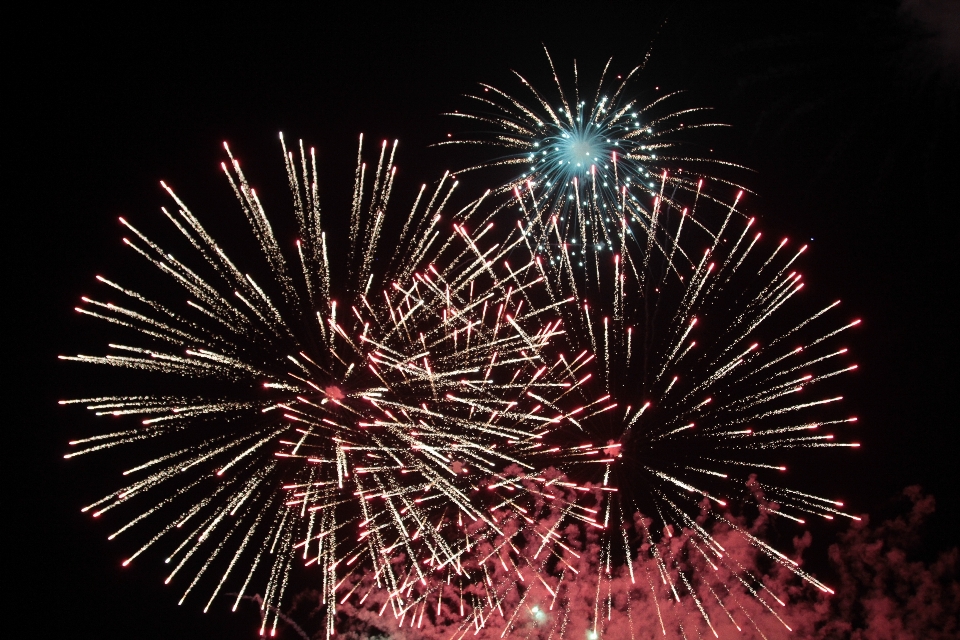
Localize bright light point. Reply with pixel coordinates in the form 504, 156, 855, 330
324, 385, 345, 401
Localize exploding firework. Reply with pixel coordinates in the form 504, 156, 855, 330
276, 216, 612, 634
60, 134, 607, 635
441, 49, 747, 303
521, 212, 860, 638
59, 57, 862, 637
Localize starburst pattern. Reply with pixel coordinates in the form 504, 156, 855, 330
525, 205, 861, 637
442, 49, 747, 302
60, 135, 604, 635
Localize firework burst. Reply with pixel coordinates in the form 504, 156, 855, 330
60, 134, 405, 631
523, 208, 861, 637
278, 215, 612, 634
441, 48, 747, 303
60, 134, 608, 635
60, 53, 863, 638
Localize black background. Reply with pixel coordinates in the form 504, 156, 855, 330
11, 2, 959, 638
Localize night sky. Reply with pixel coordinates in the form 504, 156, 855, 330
14, 3, 959, 638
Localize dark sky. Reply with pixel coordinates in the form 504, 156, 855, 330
13, 2, 959, 638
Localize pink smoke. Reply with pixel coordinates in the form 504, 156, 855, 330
275, 485, 957, 639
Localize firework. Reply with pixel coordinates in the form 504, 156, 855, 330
524, 210, 861, 637
441, 48, 747, 303
277, 214, 611, 634
60, 134, 607, 635
58, 58, 863, 637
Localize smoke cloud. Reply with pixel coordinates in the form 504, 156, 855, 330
276, 485, 957, 639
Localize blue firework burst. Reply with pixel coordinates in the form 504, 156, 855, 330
443, 50, 747, 299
